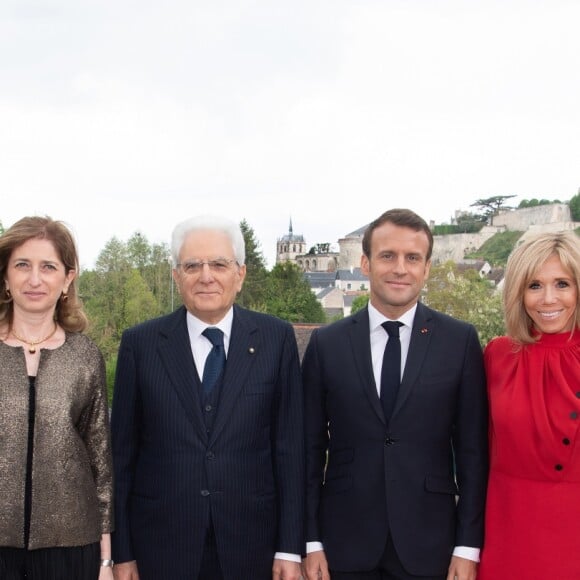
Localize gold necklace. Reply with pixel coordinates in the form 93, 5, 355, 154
10, 323, 58, 354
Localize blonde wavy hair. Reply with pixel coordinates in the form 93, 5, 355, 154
503, 231, 580, 343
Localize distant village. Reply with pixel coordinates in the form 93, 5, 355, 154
276, 203, 580, 319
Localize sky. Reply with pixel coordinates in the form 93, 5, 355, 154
1, 0, 579, 269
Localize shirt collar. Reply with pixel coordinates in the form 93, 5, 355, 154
186, 307, 234, 341
367, 301, 417, 333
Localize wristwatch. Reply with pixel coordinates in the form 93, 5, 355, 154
101, 559, 114, 567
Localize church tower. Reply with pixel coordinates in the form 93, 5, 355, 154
276, 218, 307, 264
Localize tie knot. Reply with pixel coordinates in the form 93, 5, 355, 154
382, 321, 402, 338
203, 327, 224, 347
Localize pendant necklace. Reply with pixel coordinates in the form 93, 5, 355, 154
10, 323, 58, 354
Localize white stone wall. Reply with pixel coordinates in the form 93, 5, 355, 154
493, 204, 571, 230
518, 221, 580, 243
431, 228, 499, 264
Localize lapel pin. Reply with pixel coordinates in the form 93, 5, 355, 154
420, 328, 428, 334
248, 347, 256, 354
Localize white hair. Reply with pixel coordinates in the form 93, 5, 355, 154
171, 215, 246, 265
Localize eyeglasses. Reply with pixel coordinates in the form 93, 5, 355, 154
177, 259, 238, 275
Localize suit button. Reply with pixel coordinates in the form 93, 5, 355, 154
206, 451, 215, 460
563, 438, 571, 445
576, 392, 580, 398
570, 412, 578, 420
201, 489, 210, 496
555, 464, 563, 471
385, 437, 394, 446
205, 405, 213, 412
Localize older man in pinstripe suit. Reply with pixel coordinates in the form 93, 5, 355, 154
111, 215, 305, 580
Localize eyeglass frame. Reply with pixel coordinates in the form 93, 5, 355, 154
175, 258, 239, 275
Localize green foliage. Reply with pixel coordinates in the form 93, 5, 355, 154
124, 270, 159, 327
424, 262, 504, 345
518, 198, 561, 208
432, 225, 461, 235
470, 195, 516, 222
237, 219, 268, 309
465, 231, 524, 266
569, 192, 580, 221
432, 222, 484, 235
105, 354, 117, 403
308, 243, 331, 254
351, 294, 369, 314
0, 221, 4, 235
126, 232, 151, 270
264, 262, 325, 323
80, 234, 175, 374
455, 211, 487, 233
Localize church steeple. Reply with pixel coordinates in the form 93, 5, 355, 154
276, 217, 306, 265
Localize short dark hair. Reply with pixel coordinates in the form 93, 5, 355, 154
362, 208, 433, 260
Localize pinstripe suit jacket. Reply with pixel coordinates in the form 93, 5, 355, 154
303, 303, 488, 576
111, 305, 305, 579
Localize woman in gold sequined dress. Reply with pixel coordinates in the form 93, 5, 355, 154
0, 216, 114, 580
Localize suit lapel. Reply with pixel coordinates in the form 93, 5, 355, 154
209, 306, 258, 445
392, 302, 434, 419
348, 308, 385, 424
157, 307, 207, 441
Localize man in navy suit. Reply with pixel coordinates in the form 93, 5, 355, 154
302, 209, 488, 580
111, 216, 304, 580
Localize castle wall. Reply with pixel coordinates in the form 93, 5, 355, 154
493, 204, 571, 230
518, 221, 580, 242
431, 228, 499, 264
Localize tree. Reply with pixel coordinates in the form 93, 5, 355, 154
455, 211, 487, 233
264, 262, 325, 323
423, 262, 504, 345
569, 191, 580, 221
236, 219, 269, 309
308, 243, 331, 254
470, 195, 516, 224
518, 198, 561, 208
351, 294, 369, 314
124, 269, 159, 327
126, 231, 151, 271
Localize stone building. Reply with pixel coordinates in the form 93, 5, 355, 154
276, 219, 307, 264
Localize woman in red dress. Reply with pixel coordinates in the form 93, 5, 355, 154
478, 231, 580, 580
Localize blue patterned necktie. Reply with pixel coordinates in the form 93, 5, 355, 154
380, 321, 403, 422
202, 328, 226, 393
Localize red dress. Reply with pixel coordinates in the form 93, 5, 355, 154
478, 330, 580, 580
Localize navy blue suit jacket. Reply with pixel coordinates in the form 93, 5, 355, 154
303, 302, 488, 576
111, 305, 305, 579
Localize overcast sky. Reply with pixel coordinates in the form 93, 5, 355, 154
1, 0, 579, 268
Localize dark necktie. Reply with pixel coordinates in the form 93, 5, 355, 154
202, 328, 226, 393
380, 321, 403, 422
